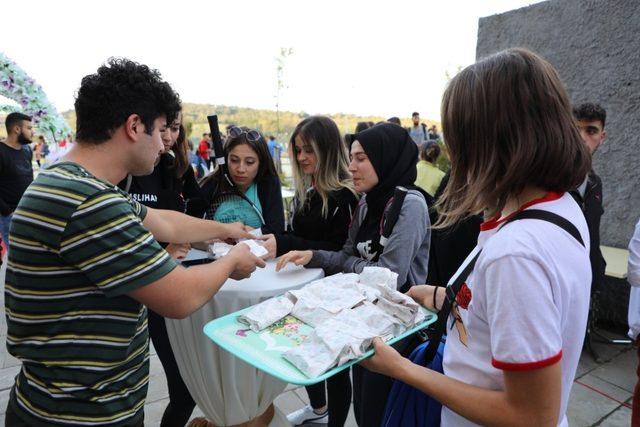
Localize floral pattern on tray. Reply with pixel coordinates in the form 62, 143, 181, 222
234, 315, 309, 346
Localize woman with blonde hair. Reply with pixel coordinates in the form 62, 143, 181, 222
264, 115, 358, 427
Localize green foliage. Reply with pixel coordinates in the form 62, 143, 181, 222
62, 103, 441, 151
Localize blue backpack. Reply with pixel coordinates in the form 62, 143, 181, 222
381, 338, 445, 427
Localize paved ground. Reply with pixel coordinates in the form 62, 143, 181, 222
0, 260, 633, 426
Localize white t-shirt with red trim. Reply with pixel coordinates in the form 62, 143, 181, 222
441, 192, 591, 427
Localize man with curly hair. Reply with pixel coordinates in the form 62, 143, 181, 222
4, 58, 265, 426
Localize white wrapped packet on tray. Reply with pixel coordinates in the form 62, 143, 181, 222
283, 310, 379, 377
238, 296, 293, 332
287, 276, 364, 327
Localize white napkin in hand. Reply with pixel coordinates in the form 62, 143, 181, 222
210, 240, 268, 259
240, 240, 268, 258
247, 228, 263, 239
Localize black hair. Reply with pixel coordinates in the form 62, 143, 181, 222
420, 142, 440, 163
387, 117, 401, 126
74, 58, 181, 144
412, 112, 419, 117
355, 122, 371, 133
573, 102, 606, 127
5, 112, 32, 133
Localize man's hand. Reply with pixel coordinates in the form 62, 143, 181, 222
225, 242, 266, 280
262, 234, 277, 259
275, 250, 312, 272
219, 222, 255, 241
165, 243, 191, 260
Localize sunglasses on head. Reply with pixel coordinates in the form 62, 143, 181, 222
227, 125, 261, 142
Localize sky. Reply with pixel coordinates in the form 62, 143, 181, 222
1, 0, 544, 122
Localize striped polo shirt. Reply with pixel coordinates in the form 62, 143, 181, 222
5, 162, 177, 426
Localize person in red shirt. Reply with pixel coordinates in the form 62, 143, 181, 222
198, 132, 211, 172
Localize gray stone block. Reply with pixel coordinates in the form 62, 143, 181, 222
568, 380, 620, 426
599, 404, 632, 426
576, 373, 632, 403
274, 390, 306, 417
477, 0, 640, 248
590, 347, 637, 393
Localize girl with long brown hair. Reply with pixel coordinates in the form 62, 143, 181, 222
363, 48, 592, 426
198, 126, 285, 234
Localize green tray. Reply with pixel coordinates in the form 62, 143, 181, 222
203, 304, 437, 385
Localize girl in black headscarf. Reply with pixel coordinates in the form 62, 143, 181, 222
277, 123, 431, 426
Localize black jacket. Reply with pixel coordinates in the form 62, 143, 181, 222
197, 174, 285, 235
275, 187, 359, 256
427, 171, 482, 286
570, 170, 606, 289
118, 153, 203, 213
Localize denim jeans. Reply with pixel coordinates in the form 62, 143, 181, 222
0, 213, 12, 249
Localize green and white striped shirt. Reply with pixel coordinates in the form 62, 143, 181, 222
6, 162, 177, 426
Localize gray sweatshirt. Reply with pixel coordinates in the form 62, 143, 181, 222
307, 190, 430, 290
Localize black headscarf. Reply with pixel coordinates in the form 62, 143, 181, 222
351, 123, 419, 260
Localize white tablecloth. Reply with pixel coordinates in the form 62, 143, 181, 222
166, 253, 323, 426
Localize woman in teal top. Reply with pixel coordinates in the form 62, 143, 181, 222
198, 126, 285, 234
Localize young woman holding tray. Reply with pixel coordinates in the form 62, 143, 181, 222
262, 116, 358, 427
277, 122, 431, 427
362, 48, 592, 427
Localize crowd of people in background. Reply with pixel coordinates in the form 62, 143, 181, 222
0, 46, 637, 427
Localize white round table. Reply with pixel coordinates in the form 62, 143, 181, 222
166, 251, 323, 426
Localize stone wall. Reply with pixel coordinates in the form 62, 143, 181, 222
476, 0, 640, 248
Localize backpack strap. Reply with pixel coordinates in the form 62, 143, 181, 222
379, 186, 408, 247
422, 207, 584, 363
505, 209, 584, 247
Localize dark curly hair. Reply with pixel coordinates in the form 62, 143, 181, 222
573, 102, 606, 127
74, 58, 181, 144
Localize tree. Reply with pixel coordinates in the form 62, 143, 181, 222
275, 47, 294, 134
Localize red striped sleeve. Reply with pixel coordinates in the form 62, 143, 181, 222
492, 350, 562, 371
